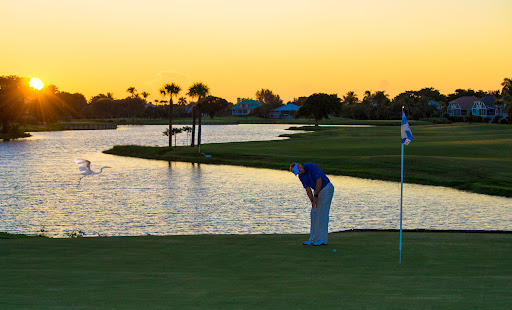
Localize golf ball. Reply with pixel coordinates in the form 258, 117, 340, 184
333, 249, 336, 253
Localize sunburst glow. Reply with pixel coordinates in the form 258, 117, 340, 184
29, 77, 44, 90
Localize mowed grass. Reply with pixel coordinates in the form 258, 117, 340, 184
1, 232, 511, 309
105, 123, 512, 197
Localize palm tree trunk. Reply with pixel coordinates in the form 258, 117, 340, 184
169, 99, 173, 149
191, 107, 196, 147
198, 103, 202, 153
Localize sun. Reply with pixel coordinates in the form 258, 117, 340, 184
29, 77, 44, 90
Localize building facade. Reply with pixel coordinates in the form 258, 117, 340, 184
230, 98, 263, 116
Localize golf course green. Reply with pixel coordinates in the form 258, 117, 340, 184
2, 231, 511, 309
105, 123, 512, 197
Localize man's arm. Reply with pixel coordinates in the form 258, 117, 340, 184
305, 187, 316, 209
313, 178, 322, 207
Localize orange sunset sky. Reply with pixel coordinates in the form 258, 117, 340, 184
1, 0, 511, 103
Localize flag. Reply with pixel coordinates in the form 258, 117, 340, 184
401, 112, 413, 145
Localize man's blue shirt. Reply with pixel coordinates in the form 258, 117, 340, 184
298, 162, 330, 191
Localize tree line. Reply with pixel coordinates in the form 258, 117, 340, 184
2, 75, 511, 137
294, 79, 512, 125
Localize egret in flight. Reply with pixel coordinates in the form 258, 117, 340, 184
74, 159, 111, 186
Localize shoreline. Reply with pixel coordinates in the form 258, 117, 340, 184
3, 229, 512, 239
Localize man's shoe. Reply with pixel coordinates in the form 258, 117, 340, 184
313, 241, 327, 246
302, 240, 313, 245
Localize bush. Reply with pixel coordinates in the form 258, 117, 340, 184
492, 115, 503, 123
483, 117, 492, 123
448, 116, 464, 122
466, 114, 482, 123
420, 118, 451, 124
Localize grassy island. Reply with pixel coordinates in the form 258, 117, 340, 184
105, 123, 512, 197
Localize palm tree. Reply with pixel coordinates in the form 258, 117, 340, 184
127, 87, 137, 98
141, 91, 150, 102
181, 126, 192, 145
160, 83, 181, 148
187, 82, 210, 152
178, 97, 187, 106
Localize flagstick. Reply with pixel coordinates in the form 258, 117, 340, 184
400, 106, 404, 264
400, 142, 404, 264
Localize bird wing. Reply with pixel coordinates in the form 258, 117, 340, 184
74, 159, 92, 174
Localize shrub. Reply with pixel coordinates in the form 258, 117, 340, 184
448, 116, 464, 122
492, 115, 503, 123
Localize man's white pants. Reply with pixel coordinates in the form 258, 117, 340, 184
309, 182, 334, 244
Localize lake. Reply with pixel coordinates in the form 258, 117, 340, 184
1, 124, 511, 237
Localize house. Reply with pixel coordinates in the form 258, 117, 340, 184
447, 96, 497, 117
269, 103, 300, 119
230, 98, 263, 116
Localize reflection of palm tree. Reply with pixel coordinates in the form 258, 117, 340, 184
160, 83, 181, 148
187, 83, 210, 153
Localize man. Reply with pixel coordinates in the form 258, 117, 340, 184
290, 162, 334, 246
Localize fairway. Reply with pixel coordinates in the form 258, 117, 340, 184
2, 231, 511, 309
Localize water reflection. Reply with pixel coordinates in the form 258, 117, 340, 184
1, 125, 511, 237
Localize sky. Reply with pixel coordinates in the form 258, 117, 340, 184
1, 0, 511, 103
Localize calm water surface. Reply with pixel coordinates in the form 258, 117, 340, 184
1, 124, 511, 237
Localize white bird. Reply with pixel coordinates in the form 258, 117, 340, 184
74, 159, 111, 186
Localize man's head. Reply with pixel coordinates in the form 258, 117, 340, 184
289, 163, 304, 175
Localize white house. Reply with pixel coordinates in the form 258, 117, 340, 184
230, 98, 263, 116
447, 95, 498, 118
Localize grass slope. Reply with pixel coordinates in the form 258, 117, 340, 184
105, 123, 512, 197
1, 232, 511, 309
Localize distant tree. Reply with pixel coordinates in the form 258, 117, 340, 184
141, 91, 150, 102
0, 75, 29, 133
187, 82, 210, 152
342, 91, 359, 105
359, 90, 391, 119
287, 97, 307, 106
200, 96, 230, 119
118, 97, 146, 118
296, 93, 340, 126
502, 78, 512, 124
256, 89, 283, 105
178, 97, 187, 105
84, 97, 115, 119
446, 89, 489, 102
181, 126, 193, 145
56, 92, 87, 119
252, 89, 283, 118
160, 83, 181, 148
163, 127, 183, 149
127, 87, 137, 98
